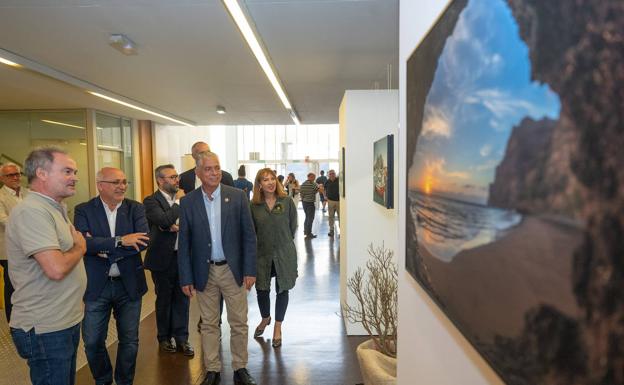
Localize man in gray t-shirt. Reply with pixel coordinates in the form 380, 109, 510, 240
6, 147, 86, 385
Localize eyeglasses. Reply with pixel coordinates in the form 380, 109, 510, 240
99, 179, 130, 186
160, 175, 179, 181
2, 172, 22, 178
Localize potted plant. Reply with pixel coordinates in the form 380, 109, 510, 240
343, 243, 397, 385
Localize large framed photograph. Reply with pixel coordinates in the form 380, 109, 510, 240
373, 134, 394, 209
405, 1, 623, 384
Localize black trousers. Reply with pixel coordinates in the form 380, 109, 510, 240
302, 201, 316, 235
256, 262, 289, 322
150, 255, 190, 343
1, 260, 13, 323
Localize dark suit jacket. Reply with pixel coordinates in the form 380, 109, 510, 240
74, 197, 149, 302
179, 167, 234, 194
178, 184, 256, 291
143, 190, 179, 272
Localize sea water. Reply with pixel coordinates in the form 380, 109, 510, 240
409, 190, 522, 262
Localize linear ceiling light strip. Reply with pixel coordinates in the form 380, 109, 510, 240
0, 48, 195, 127
222, 0, 300, 125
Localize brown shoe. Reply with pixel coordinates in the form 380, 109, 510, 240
253, 317, 271, 338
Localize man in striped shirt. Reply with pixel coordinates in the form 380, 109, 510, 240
299, 173, 323, 239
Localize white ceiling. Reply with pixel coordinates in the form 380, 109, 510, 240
0, 0, 398, 125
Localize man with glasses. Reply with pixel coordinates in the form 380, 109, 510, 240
0, 162, 26, 323
74, 167, 149, 385
143, 164, 194, 356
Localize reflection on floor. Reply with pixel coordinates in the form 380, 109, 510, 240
2, 207, 365, 385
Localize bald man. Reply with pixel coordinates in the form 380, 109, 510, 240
74, 167, 149, 385
179, 141, 234, 193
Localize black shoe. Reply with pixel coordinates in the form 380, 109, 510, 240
177, 341, 195, 356
328, 232, 334, 237
201, 371, 221, 385
233, 368, 256, 385
159, 338, 176, 353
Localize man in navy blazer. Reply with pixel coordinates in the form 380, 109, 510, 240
179, 141, 234, 194
178, 151, 257, 385
74, 167, 149, 385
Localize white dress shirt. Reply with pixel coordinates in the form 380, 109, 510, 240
101, 198, 122, 277
158, 189, 180, 250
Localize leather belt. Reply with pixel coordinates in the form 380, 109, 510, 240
208, 260, 227, 266
108, 275, 122, 281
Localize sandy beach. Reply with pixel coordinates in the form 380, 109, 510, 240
419, 215, 583, 343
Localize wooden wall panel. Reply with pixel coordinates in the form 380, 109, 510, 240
137, 120, 154, 200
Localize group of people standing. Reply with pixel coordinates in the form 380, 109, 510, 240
0, 140, 325, 385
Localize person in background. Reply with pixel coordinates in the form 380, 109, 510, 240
7, 147, 87, 385
299, 172, 323, 239
74, 167, 149, 385
249, 168, 297, 348
233, 165, 254, 200
283, 173, 300, 208
277, 174, 285, 186
179, 141, 234, 193
178, 151, 258, 385
315, 170, 328, 213
143, 164, 194, 356
324, 169, 340, 237
0, 162, 26, 323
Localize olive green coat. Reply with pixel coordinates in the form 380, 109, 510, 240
250, 196, 298, 292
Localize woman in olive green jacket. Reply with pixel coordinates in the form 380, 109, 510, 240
250, 168, 298, 348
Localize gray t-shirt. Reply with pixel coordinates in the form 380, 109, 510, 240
6, 192, 87, 333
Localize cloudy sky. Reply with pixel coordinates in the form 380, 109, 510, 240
408, 0, 561, 203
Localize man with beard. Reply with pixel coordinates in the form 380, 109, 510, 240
143, 164, 194, 356
74, 167, 149, 385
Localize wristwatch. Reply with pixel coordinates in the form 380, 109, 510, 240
115, 236, 123, 248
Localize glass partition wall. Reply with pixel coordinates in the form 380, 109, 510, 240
0, 109, 136, 214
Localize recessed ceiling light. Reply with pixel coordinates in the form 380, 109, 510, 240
0, 56, 20, 67
88, 91, 195, 126
221, 0, 300, 125
216, 105, 226, 115
41, 119, 84, 129
109, 34, 138, 55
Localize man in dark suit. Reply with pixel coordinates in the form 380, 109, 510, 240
178, 151, 257, 385
143, 164, 194, 356
74, 167, 149, 385
179, 141, 234, 193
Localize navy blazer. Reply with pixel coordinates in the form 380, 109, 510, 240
143, 190, 179, 272
178, 184, 256, 291
74, 197, 149, 302
179, 167, 234, 194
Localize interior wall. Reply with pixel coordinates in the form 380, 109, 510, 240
398, 1, 503, 384
338, 89, 398, 335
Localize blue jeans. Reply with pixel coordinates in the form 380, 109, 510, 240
82, 279, 142, 385
10, 323, 81, 385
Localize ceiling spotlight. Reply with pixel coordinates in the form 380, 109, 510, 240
216, 105, 226, 115
109, 34, 138, 55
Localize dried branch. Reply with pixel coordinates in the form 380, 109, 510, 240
342, 243, 398, 358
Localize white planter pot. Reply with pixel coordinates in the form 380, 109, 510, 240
356, 339, 397, 385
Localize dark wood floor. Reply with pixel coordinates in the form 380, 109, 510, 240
76, 208, 366, 385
